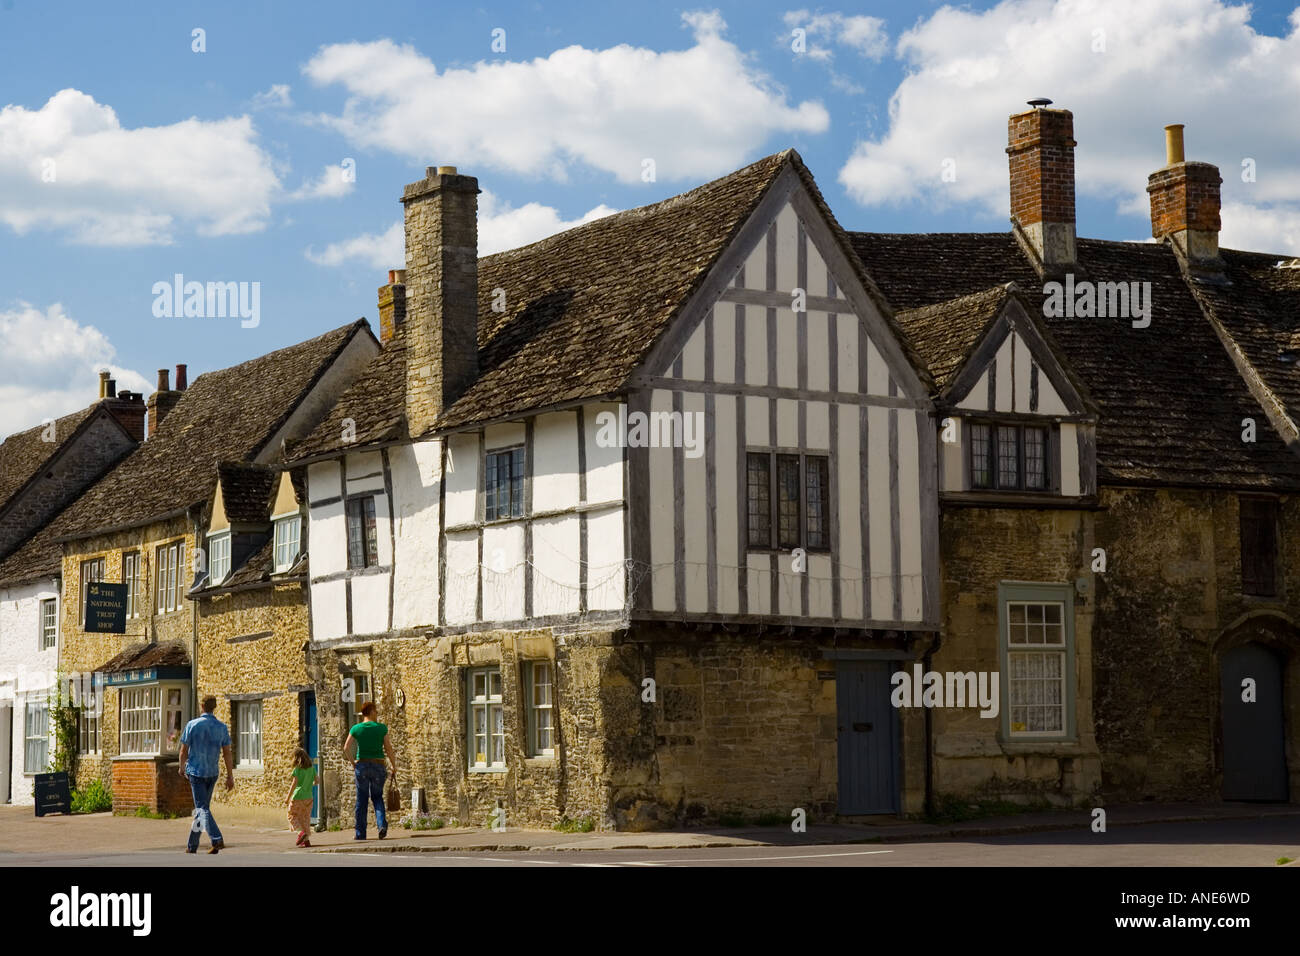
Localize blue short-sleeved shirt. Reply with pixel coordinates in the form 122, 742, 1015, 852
180, 712, 231, 778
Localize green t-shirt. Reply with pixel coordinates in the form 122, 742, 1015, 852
291, 765, 316, 801
350, 720, 388, 760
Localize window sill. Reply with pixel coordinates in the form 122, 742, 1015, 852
524, 755, 556, 765
235, 765, 264, 776
1000, 737, 1080, 751
468, 766, 507, 775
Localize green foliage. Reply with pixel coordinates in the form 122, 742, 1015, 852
49, 678, 80, 778
1278, 857, 1294, 866
399, 811, 444, 831
327, 821, 342, 832
552, 816, 595, 833
71, 778, 112, 814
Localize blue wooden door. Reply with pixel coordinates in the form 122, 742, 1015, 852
836, 661, 899, 814
1221, 644, 1288, 802
301, 691, 320, 823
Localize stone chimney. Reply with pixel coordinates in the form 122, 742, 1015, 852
1007, 105, 1077, 272
378, 269, 407, 344
175, 363, 188, 391
104, 389, 146, 442
402, 165, 480, 439
147, 367, 182, 438
1147, 124, 1222, 269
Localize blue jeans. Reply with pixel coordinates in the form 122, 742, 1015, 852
354, 762, 387, 837
187, 775, 223, 850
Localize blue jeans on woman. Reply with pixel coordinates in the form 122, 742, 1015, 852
354, 762, 387, 838
187, 775, 223, 851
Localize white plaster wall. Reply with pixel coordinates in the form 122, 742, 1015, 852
444, 434, 479, 527
481, 523, 525, 622
350, 573, 390, 635
583, 403, 623, 505
532, 413, 579, 513
586, 507, 625, 610
531, 516, 580, 617
390, 441, 441, 630
0, 581, 60, 805
444, 533, 479, 625
310, 579, 347, 642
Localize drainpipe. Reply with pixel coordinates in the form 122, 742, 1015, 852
923, 632, 943, 818
190, 509, 201, 723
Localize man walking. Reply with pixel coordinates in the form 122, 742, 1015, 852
344, 701, 397, 840
178, 695, 234, 854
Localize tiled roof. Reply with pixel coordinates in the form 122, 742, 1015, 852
216, 462, 277, 525
291, 150, 899, 457
99, 640, 190, 673
852, 233, 1300, 489
0, 405, 100, 514
0, 520, 62, 587
896, 284, 1014, 392
55, 321, 367, 539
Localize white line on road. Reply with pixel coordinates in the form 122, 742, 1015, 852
637, 849, 895, 864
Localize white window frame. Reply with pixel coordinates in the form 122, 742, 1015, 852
78, 681, 100, 756
79, 557, 105, 626
523, 661, 555, 757
343, 673, 371, 730
234, 700, 263, 768
24, 701, 50, 774
39, 597, 58, 651
208, 531, 231, 585
120, 685, 163, 756
999, 582, 1075, 741
155, 540, 185, 613
273, 515, 301, 572
123, 551, 142, 618
467, 667, 505, 771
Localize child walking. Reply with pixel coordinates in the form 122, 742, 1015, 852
286, 748, 317, 847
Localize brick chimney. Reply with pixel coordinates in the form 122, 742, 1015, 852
147, 367, 182, 438
1007, 105, 1077, 272
96, 369, 146, 442
1147, 124, 1222, 268
378, 269, 407, 344
402, 166, 480, 439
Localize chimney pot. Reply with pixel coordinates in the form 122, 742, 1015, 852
1165, 124, 1185, 165
175, 363, 187, 391
436, 165, 458, 176
106, 378, 116, 398
157, 368, 170, 392
377, 270, 408, 344
98, 369, 111, 399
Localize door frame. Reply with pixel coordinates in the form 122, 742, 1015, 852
834, 658, 902, 815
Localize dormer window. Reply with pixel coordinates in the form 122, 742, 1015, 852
969, 421, 1050, 491
273, 515, 301, 572
208, 532, 231, 584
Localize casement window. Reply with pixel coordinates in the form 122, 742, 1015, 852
24, 702, 50, 773
1240, 497, 1279, 597
273, 515, 301, 572
39, 598, 58, 650
79, 557, 105, 626
523, 661, 555, 757
155, 540, 185, 613
120, 683, 188, 756
123, 551, 142, 618
484, 446, 526, 521
208, 532, 231, 585
998, 583, 1075, 740
343, 673, 371, 731
345, 497, 379, 569
745, 451, 831, 551
78, 685, 100, 755
969, 422, 1050, 491
234, 700, 263, 768
467, 667, 505, 771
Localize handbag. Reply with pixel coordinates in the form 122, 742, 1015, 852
386, 775, 401, 812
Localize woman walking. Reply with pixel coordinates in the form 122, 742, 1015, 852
344, 701, 397, 840
286, 748, 316, 847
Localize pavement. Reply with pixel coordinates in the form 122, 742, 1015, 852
2, 800, 1299, 859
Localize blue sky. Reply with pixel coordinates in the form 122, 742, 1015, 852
3, 0, 1300, 433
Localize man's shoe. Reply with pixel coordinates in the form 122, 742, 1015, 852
354, 834, 366, 840
185, 847, 197, 854
209, 840, 224, 855
378, 827, 387, 839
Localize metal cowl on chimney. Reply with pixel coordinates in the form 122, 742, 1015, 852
1147, 124, 1222, 271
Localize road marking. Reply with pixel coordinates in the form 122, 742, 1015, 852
633, 849, 895, 864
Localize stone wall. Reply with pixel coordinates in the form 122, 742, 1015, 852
197, 582, 312, 811
933, 503, 1101, 806
0, 412, 136, 560
1093, 487, 1300, 802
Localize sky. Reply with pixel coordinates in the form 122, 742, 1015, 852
3, 0, 1300, 434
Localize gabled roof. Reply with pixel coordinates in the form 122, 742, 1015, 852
853, 233, 1300, 490
215, 462, 277, 525
0, 516, 64, 588
0, 404, 121, 517
291, 149, 931, 459
55, 320, 368, 540
896, 284, 1015, 392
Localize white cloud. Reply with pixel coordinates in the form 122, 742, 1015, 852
285, 163, 355, 201
783, 9, 889, 61
0, 89, 282, 245
0, 302, 151, 433
838, 0, 1300, 254
305, 190, 618, 269
251, 84, 293, 110
301, 11, 829, 184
